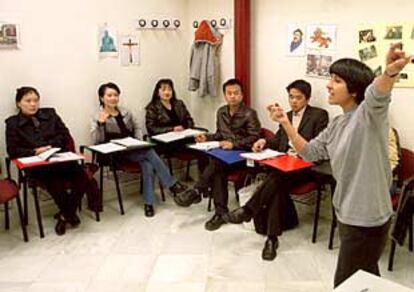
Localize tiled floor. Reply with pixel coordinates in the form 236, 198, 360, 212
0, 175, 413, 292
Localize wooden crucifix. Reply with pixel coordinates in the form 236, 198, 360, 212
122, 38, 139, 64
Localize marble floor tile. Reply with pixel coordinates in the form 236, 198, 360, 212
27, 281, 89, 292
0, 255, 55, 282
149, 255, 208, 283
145, 282, 205, 292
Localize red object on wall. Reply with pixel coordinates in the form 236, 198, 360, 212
234, 0, 251, 106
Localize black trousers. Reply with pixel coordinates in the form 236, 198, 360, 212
245, 170, 311, 237
195, 157, 244, 215
334, 219, 391, 288
28, 162, 89, 219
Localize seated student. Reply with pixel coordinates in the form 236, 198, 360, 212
5, 87, 89, 236
174, 78, 261, 231
225, 79, 329, 261
145, 78, 207, 174
90, 82, 187, 217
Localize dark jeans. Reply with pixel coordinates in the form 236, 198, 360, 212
195, 157, 244, 215
245, 169, 311, 237
28, 162, 88, 219
334, 219, 391, 287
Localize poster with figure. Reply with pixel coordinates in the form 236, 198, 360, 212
287, 24, 305, 56
356, 23, 414, 87
306, 24, 336, 50
120, 35, 140, 66
305, 54, 333, 79
98, 25, 118, 58
0, 23, 19, 49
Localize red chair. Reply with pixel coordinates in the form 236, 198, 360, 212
1, 160, 28, 242
388, 148, 414, 271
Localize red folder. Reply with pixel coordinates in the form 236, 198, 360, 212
258, 155, 314, 172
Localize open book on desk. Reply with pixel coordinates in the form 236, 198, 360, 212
151, 128, 205, 143
240, 149, 284, 161
88, 137, 153, 154
16, 147, 61, 165
188, 141, 220, 151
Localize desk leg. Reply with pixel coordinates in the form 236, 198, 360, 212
4, 202, 9, 230
96, 164, 104, 222
32, 187, 44, 238
22, 175, 29, 226
112, 168, 125, 215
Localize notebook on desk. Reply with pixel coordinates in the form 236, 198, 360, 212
14, 151, 84, 169
258, 155, 314, 172
205, 149, 246, 165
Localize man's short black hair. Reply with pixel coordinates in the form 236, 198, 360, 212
329, 58, 374, 104
222, 78, 244, 93
286, 79, 311, 99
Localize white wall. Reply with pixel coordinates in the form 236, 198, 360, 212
252, 0, 414, 148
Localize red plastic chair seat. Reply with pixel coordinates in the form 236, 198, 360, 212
291, 181, 319, 195
0, 179, 19, 204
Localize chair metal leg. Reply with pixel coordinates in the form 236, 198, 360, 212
312, 189, 322, 243
388, 240, 397, 271
4, 202, 9, 230
112, 169, 125, 215
207, 194, 212, 212
409, 215, 413, 252
328, 206, 336, 250
23, 178, 29, 225
159, 181, 166, 202
167, 157, 173, 176
186, 161, 191, 181
15, 195, 28, 242
32, 187, 44, 238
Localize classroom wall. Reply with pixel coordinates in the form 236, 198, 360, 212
251, 0, 414, 149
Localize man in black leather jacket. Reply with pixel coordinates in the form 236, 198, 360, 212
174, 78, 261, 231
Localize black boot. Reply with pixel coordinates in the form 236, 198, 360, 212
205, 214, 227, 231
262, 237, 279, 261
223, 207, 252, 224
144, 204, 155, 217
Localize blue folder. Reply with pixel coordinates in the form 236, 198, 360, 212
206, 149, 246, 165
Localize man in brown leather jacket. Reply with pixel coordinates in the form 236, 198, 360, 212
174, 78, 261, 231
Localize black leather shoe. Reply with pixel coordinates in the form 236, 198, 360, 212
144, 204, 155, 217
174, 188, 202, 207
55, 217, 67, 236
67, 214, 81, 227
205, 214, 226, 231
223, 207, 252, 224
262, 238, 279, 261
169, 181, 187, 194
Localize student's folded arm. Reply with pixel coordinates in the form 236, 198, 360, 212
299, 126, 330, 162
145, 109, 173, 136
5, 122, 35, 159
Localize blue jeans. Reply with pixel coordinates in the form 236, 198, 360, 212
123, 148, 176, 205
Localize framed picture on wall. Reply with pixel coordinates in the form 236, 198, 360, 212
98, 24, 118, 58
286, 24, 305, 56
0, 23, 20, 49
306, 24, 336, 51
306, 53, 333, 79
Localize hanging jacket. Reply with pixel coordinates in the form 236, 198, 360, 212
188, 20, 223, 97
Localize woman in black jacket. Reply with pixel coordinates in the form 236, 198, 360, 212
5, 87, 88, 236
145, 78, 195, 136
145, 79, 207, 175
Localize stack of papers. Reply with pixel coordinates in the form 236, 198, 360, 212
88, 137, 153, 154
188, 141, 220, 151
151, 129, 205, 143
17, 147, 61, 164
110, 137, 153, 148
240, 149, 284, 161
49, 152, 84, 162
